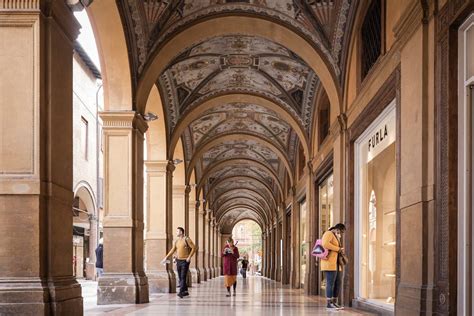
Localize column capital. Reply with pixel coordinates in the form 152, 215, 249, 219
173, 185, 187, 195
144, 160, 168, 172
291, 186, 296, 196
100, 111, 149, 134
185, 185, 192, 194
166, 160, 175, 173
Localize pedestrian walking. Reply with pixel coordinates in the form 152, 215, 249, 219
161, 227, 197, 298
222, 237, 239, 297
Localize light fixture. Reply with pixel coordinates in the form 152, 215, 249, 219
172, 159, 183, 165
141, 112, 158, 122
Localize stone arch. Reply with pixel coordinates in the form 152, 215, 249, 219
219, 210, 265, 235
136, 16, 342, 134
73, 181, 97, 216
187, 132, 293, 186
169, 93, 310, 160
145, 85, 167, 160
87, 1, 132, 111
211, 188, 275, 216
214, 195, 271, 222
216, 202, 269, 228
196, 158, 284, 199
208, 175, 276, 205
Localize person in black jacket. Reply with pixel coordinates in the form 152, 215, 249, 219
95, 238, 104, 278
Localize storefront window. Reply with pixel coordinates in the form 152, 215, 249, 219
300, 199, 307, 287
355, 101, 396, 308
318, 174, 334, 292
458, 15, 474, 315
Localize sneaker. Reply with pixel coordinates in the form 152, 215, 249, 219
333, 302, 344, 310
226, 293, 231, 297
177, 293, 184, 299
326, 302, 339, 310
233, 292, 236, 296
182, 291, 189, 297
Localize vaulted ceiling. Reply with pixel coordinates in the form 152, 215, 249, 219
117, 0, 356, 233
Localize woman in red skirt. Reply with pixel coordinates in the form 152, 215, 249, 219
222, 237, 240, 297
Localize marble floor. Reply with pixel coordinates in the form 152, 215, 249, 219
83, 276, 374, 315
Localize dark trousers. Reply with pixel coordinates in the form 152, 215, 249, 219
325, 270, 341, 298
240, 268, 247, 279
176, 260, 190, 294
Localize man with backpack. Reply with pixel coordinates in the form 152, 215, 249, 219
161, 227, 197, 298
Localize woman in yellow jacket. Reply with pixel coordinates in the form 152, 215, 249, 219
321, 223, 346, 310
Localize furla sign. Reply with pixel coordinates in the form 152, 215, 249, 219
365, 102, 396, 163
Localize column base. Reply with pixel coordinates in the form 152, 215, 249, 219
206, 268, 212, 279
216, 267, 221, 276
276, 268, 282, 282
98, 273, 149, 304
210, 267, 215, 279
202, 268, 208, 281
147, 270, 176, 294
0, 277, 83, 315
190, 268, 200, 284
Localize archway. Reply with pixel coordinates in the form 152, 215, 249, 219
73, 183, 97, 280
231, 219, 263, 277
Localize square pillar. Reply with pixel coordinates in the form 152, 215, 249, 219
97, 112, 149, 304
188, 195, 200, 284
0, 2, 83, 314
198, 206, 207, 281
206, 216, 212, 279
281, 202, 290, 284
304, 163, 317, 295
144, 160, 175, 293
290, 191, 301, 289
210, 219, 216, 278
276, 220, 282, 282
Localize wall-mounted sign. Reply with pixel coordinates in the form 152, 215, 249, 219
364, 105, 396, 163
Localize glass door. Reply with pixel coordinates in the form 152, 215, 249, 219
318, 174, 334, 294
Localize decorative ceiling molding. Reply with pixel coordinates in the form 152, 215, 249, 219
115, 0, 357, 228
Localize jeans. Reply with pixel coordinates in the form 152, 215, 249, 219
241, 268, 247, 279
176, 259, 190, 294
325, 270, 341, 298
96, 268, 104, 278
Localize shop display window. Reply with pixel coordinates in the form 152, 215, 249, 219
355, 101, 396, 307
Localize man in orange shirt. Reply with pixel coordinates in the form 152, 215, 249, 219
161, 227, 197, 298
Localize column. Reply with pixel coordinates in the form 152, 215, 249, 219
276, 220, 282, 282
199, 205, 207, 281
215, 226, 221, 277
98, 112, 149, 304
216, 230, 221, 276
206, 216, 212, 279
172, 184, 186, 287
144, 161, 175, 293
210, 219, 216, 278
265, 229, 271, 278
188, 191, 200, 284
281, 201, 289, 284
172, 185, 186, 232
0, 2, 83, 313
290, 189, 300, 288
272, 225, 277, 280
304, 162, 317, 295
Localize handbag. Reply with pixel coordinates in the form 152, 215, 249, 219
311, 239, 328, 259
338, 252, 349, 266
